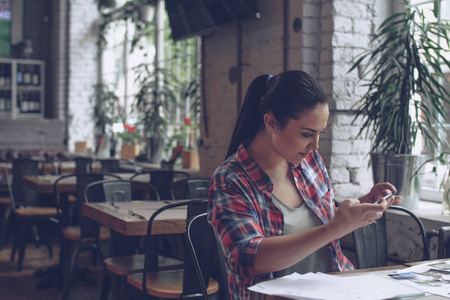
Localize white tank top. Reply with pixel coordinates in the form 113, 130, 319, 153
272, 193, 331, 277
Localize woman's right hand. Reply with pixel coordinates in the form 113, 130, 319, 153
329, 199, 385, 239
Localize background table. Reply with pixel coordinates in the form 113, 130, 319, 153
82, 201, 187, 236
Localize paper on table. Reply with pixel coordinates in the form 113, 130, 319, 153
248, 272, 426, 300
393, 261, 450, 297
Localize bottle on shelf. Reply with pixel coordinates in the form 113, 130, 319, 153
0, 64, 5, 87
35, 92, 41, 113
4, 65, 10, 87
32, 65, 40, 86
20, 93, 28, 113
23, 65, 31, 85
0, 91, 5, 112
17, 64, 23, 85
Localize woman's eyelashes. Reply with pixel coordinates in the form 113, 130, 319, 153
302, 131, 325, 138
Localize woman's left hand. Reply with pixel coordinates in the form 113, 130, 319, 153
358, 182, 403, 207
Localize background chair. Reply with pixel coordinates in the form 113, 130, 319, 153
352, 205, 430, 269
130, 170, 190, 200
170, 177, 211, 200
86, 179, 183, 300
8, 158, 58, 271
126, 199, 219, 299
185, 212, 220, 300
55, 173, 121, 300
426, 226, 450, 259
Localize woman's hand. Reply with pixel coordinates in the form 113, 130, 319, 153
330, 199, 385, 238
358, 182, 402, 207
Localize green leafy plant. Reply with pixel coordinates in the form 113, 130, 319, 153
90, 83, 123, 135
133, 65, 180, 140
349, 0, 450, 155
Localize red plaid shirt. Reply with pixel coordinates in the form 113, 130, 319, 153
208, 144, 354, 300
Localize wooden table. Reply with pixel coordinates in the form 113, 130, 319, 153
22, 173, 137, 194
82, 201, 187, 236
0, 161, 102, 174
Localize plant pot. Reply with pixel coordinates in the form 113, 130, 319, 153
121, 144, 140, 160
182, 149, 199, 169
75, 141, 87, 153
371, 153, 426, 209
138, 4, 155, 23
146, 136, 164, 163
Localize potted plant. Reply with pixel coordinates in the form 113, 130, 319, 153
90, 83, 123, 157
349, 0, 450, 209
133, 64, 180, 163
117, 123, 141, 159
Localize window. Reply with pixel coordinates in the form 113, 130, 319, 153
100, 0, 200, 159
410, 0, 450, 201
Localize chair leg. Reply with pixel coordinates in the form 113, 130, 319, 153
15, 218, 28, 272
62, 241, 81, 300
99, 272, 111, 300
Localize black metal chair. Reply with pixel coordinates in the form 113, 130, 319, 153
85, 179, 182, 300
185, 212, 220, 300
353, 205, 430, 269
170, 177, 211, 200
8, 158, 58, 271
54, 173, 121, 300
427, 226, 450, 259
126, 199, 219, 299
130, 170, 190, 200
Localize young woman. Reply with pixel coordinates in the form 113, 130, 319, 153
207, 70, 402, 300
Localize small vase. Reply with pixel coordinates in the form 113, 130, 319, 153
121, 144, 140, 160
182, 149, 199, 169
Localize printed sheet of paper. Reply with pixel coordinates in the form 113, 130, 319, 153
248, 272, 427, 300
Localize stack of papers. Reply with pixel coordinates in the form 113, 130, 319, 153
249, 272, 426, 300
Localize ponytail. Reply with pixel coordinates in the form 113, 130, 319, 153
225, 70, 327, 160
225, 75, 270, 158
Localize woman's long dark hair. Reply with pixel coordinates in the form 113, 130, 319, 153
225, 70, 328, 159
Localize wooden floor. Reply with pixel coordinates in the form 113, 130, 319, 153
0, 241, 110, 300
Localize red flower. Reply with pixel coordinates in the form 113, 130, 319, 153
184, 117, 191, 126
123, 123, 135, 133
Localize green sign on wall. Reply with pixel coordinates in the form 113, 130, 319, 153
0, 0, 11, 57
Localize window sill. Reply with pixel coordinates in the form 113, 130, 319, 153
392, 200, 450, 226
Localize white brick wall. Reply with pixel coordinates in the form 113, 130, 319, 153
67, 0, 99, 152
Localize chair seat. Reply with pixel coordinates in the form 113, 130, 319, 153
0, 197, 11, 205
62, 225, 111, 241
127, 269, 219, 298
105, 254, 183, 276
68, 195, 76, 203
15, 207, 59, 217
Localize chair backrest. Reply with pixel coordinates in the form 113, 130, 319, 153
75, 157, 92, 175
85, 179, 161, 204
353, 205, 429, 269
427, 226, 450, 259
53, 174, 77, 227
99, 158, 120, 173
142, 199, 208, 295
171, 177, 211, 200
131, 170, 190, 200
11, 158, 39, 207
184, 212, 217, 300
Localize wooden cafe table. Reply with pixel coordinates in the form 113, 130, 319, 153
22, 173, 138, 194
82, 200, 187, 236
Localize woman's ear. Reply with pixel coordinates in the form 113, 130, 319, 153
263, 113, 278, 133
